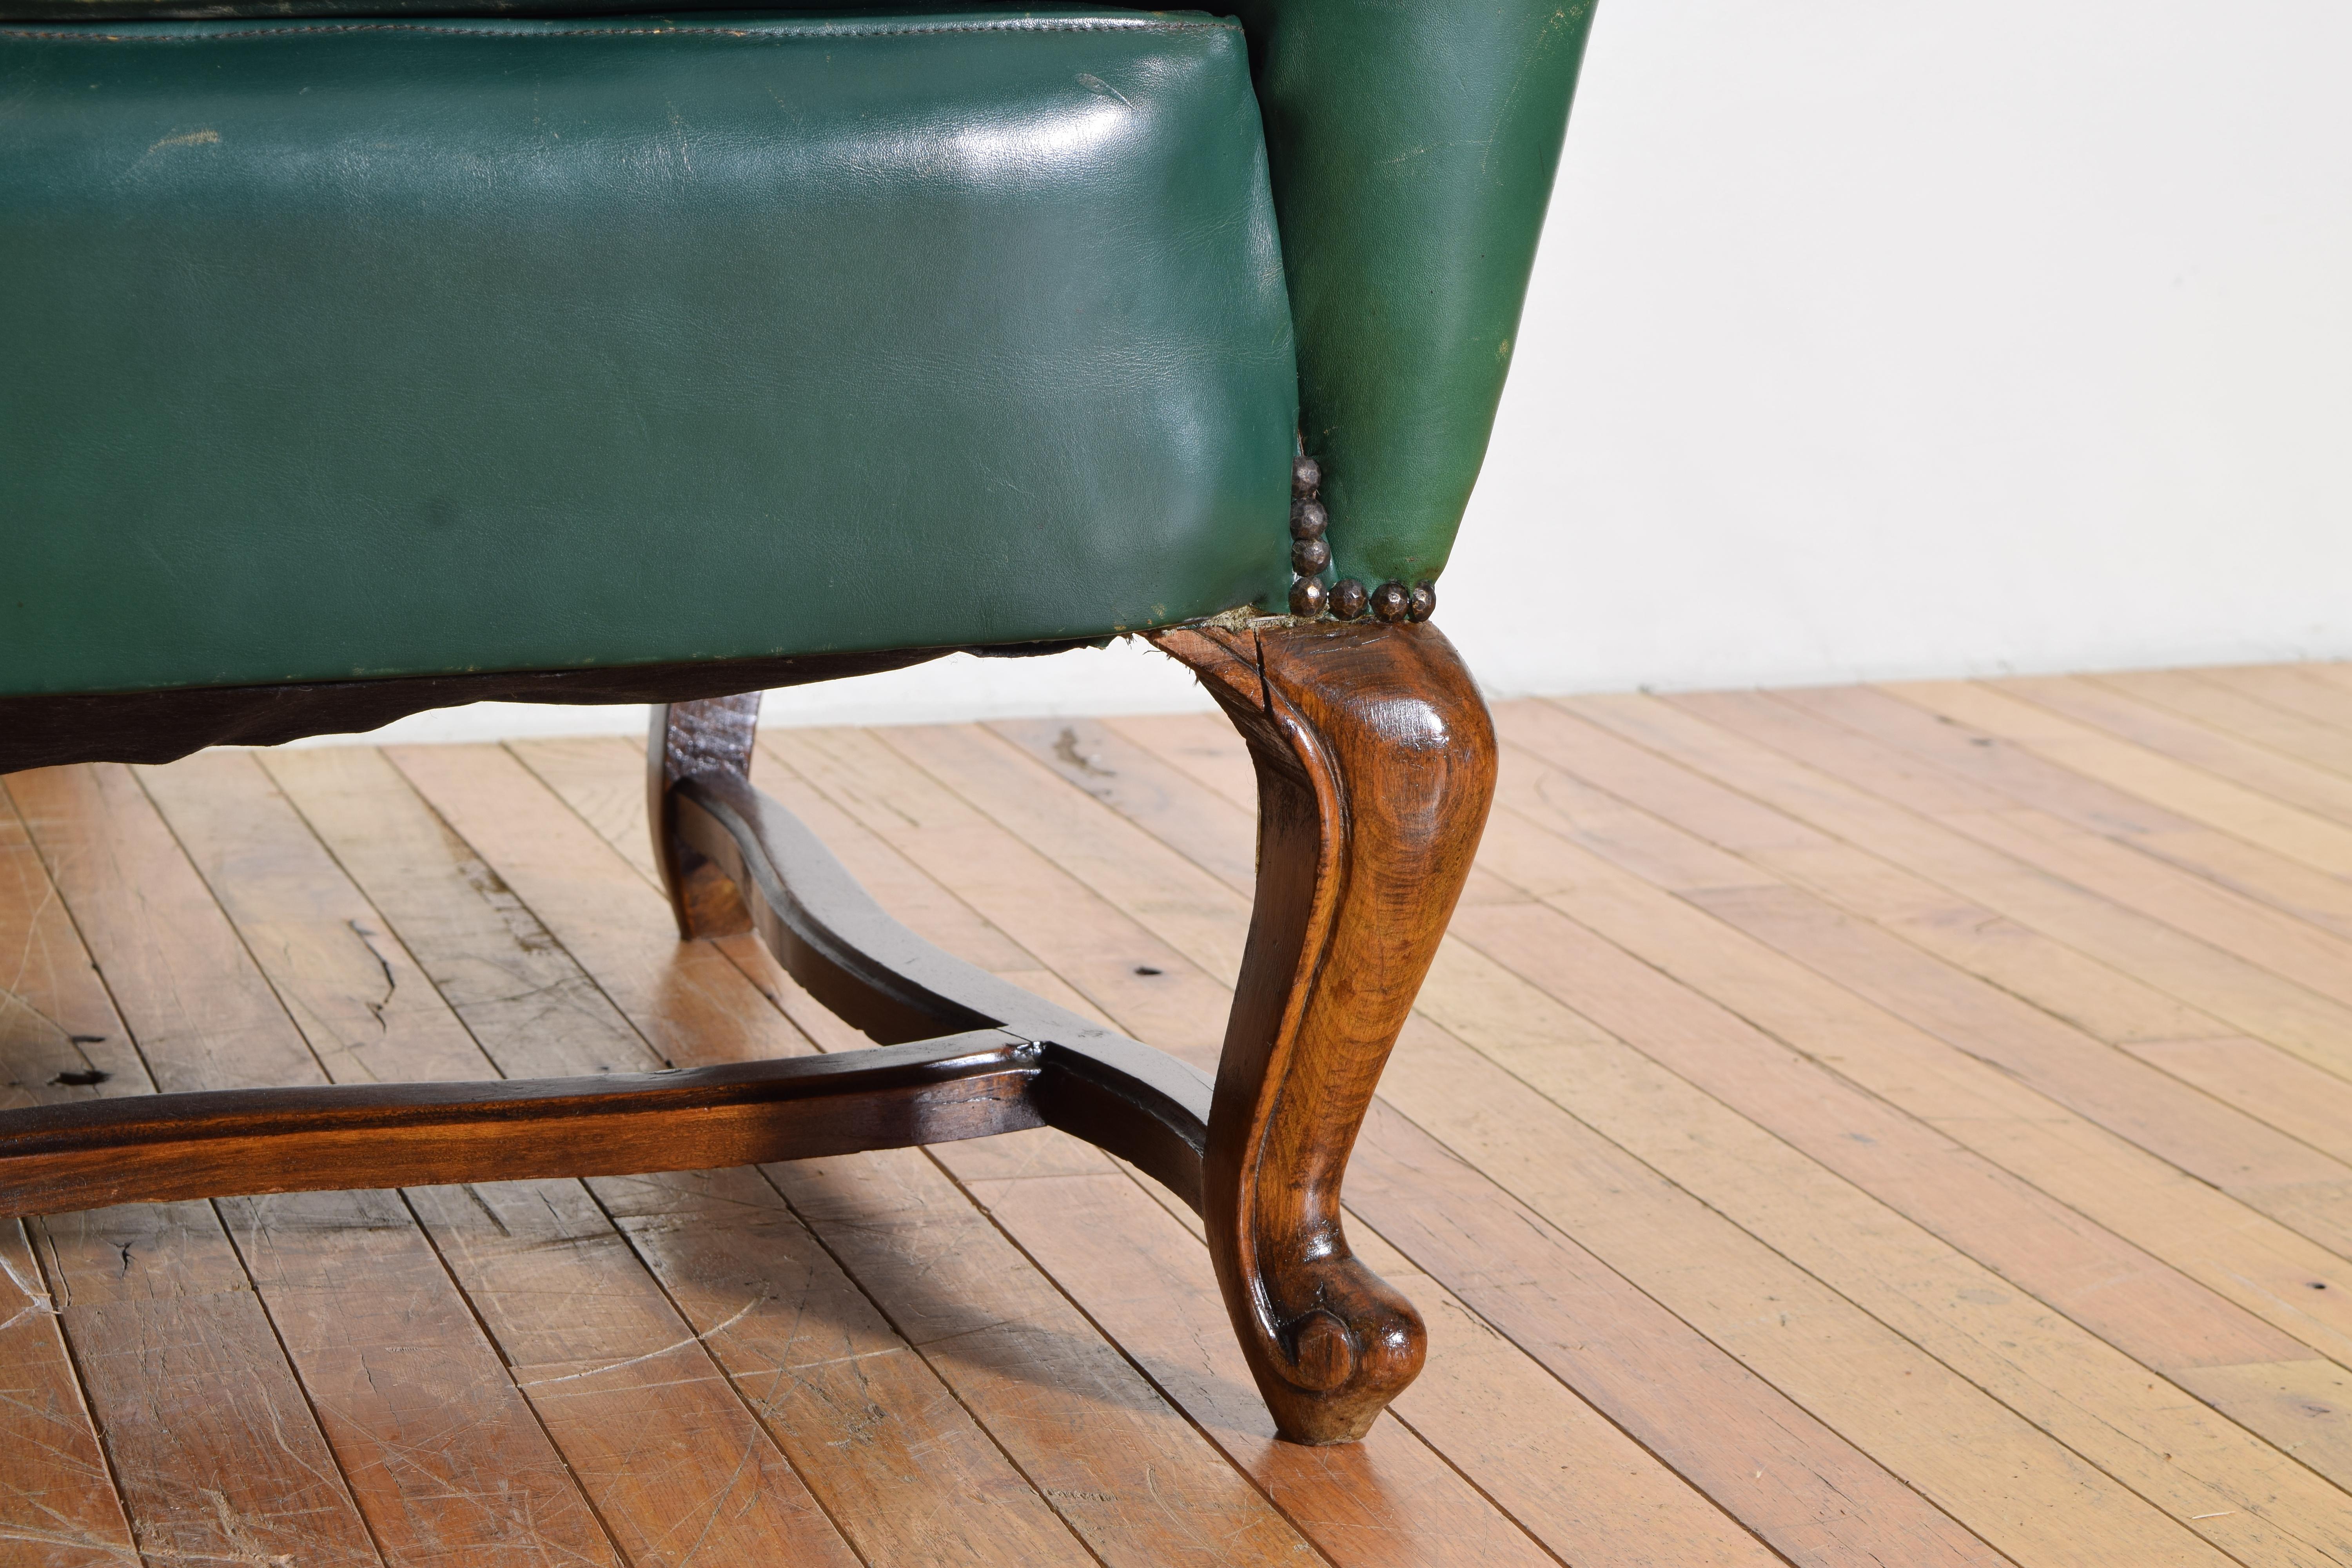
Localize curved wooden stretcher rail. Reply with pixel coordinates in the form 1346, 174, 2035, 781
0, 750, 1216, 1220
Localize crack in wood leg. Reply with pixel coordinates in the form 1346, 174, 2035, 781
1149, 620, 1497, 1444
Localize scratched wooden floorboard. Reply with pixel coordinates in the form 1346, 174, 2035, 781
999, 713, 2352, 1561
7, 660, 2352, 1567
516, 735, 1777, 1568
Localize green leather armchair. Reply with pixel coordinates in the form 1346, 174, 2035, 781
0, 0, 1593, 1443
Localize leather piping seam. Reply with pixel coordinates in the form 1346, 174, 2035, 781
0, 16, 1232, 41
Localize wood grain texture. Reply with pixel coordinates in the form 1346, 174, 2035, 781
1146, 621, 1495, 1443
0, 749, 1191, 1226
1497, 699, 2352, 1477
648, 694, 762, 940
645, 624, 1503, 1449
1550, 698, 2352, 1343
36, 1201, 383, 1568
1487, 699, 2352, 1246
585, 730, 1514, 1563
405, 1176, 865, 1568
956, 717, 2303, 1568
1878, 679, 2352, 890
772, 1144, 1329, 1568
381, 741, 1319, 1567
0, 795, 140, 1568
0, 792, 149, 1117
0, 1221, 133, 1568
1766, 681, 2352, 949
986, 720, 1789, 1568
2098, 669, 2352, 784
2007, 676, 2352, 832
556, 731, 1613, 1568
177, 747, 1024, 1567
1699, 688, 2352, 1037
677, 769, 1218, 1205
94, 752, 884, 1568
0, 1036, 1055, 1220
131, 748, 863, 1568
1688, 683, 2352, 1170
764, 719, 1997, 1567
17, 657, 2352, 1567
590, 1164, 1109, 1568
957, 1143, 1571, 1568
21, 755, 628, 1568
1016, 715, 2352, 1563
264, 744, 1108, 1568
2193, 664, 2352, 748
4, 765, 389, 1568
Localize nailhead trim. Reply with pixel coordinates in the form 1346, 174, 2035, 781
1285, 450, 1435, 624
1287, 451, 1330, 617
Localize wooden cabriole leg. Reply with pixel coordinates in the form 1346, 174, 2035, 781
1148, 620, 1498, 1445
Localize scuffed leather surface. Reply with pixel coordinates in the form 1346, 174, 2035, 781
0, 11, 1295, 695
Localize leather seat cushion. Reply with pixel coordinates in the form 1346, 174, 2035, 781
0, 10, 1296, 697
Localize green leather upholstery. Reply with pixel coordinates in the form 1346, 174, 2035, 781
3, 1, 1595, 700
1234, 0, 1594, 586
0, 12, 1295, 695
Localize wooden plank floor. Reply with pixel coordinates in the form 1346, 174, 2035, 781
8, 661, 2352, 1567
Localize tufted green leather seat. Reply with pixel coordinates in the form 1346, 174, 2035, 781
0, 0, 1593, 711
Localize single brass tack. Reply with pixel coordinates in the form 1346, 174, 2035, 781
1329, 578, 1368, 621
1288, 576, 1328, 618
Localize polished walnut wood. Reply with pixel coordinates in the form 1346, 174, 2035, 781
1147, 620, 1498, 1443
0, 1033, 1040, 1219
0, 619, 1495, 1445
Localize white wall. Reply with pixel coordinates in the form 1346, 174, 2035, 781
1446, 0, 2352, 699
344, 0, 2352, 746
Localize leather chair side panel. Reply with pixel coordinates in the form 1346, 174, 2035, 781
0, 13, 1298, 696
1235, 0, 1597, 588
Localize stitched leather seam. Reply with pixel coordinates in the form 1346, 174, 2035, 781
0, 16, 1232, 41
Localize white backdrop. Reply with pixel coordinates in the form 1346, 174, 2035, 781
343, 0, 2352, 746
